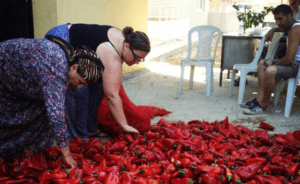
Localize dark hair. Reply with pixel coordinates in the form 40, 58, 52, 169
122, 26, 151, 52
273, 4, 293, 16
45, 35, 104, 84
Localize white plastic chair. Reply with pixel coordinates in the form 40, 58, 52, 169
178, 25, 222, 96
229, 32, 283, 104
273, 65, 300, 117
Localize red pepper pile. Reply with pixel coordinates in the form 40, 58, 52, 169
1, 117, 300, 184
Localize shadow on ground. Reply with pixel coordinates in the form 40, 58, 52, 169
122, 62, 300, 135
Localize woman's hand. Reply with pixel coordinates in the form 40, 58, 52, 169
61, 145, 78, 168
120, 124, 140, 134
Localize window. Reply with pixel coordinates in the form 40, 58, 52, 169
197, 0, 204, 11
221, 0, 232, 3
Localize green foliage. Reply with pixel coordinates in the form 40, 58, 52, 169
233, 5, 275, 31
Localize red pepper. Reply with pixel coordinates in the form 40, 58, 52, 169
176, 139, 197, 150
202, 173, 221, 184
106, 165, 121, 173
237, 163, 261, 181
178, 168, 195, 178
153, 147, 168, 161
167, 149, 175, 160
161, 138, 177, 150
71, 153, 83, 162
104, 170, 120, 184
34, 153, 48, 169
0, 159, 9, 176
47, 156, 63, 170
102, 151, 122, 163
69, 144, 81, 153
160, 161, 176, 175
43, 147, 60, 159
83, 138, 99, 151
68, 168, 84, 182
131, 159, 147, 165
170, 145, 183, 163
177, 158, 191, 168
53, 179, 76, 184
38, 172, 68, 183
274, 136, 288, 145
109, 141, 127, 152
182, 151, 201, 164
259, 122, 275, 131
180, 178, 195, 184
137, 164, 153, 177
255, 129, 271, 145
246, 180, 258, 184
266, 164, 285, 176
170, 178, 181, 184
154, 141, 169, 152
96, 171, 107, 182
0, 176, 10, 182
143, 151, 155, 162
82, 162, 99, 177
132, 176, 147, 184
159, 173, 171, 184
128, 139, 141, 152
146, 176, 160, 184
82, 176, 97, 184
71, 137, 84, 148
254, 175, 265, 184
2, 179, 29, 184
261, 175, 282, 184
162, 127, 178, 139
226, 123, 238, 139
199, 152, 214, 164
124, 134, 134, 143
245, 157, 266, 168
219, 175, 227, 184
149, 163, 162, 175
24, 158, 46, 172
84, 143, 103, 159
9, 165, 30, 178
225, 167, 233, 182
91, 153, 105, 165
120, 172, 133, 184
98, 160, 108, 172
197, 165, 222, 177
232, 173, 242, 184
146, 131, 159, 140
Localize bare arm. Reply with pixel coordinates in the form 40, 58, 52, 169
61, 145, 77, 168
275, 26, 300, 66
265, 27, 282, 42
97, 44, 139, 133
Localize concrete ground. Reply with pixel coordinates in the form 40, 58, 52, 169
121, 38, 300, 135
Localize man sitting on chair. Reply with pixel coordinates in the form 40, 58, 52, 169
242, 4, 300, 115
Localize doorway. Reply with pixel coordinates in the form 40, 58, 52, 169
0, 0, 34, 42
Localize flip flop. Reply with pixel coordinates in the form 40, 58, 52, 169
88, 130, 112, 139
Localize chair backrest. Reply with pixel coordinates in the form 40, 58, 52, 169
247, 34, 266, 67
264, 32, 284, 60
247, 32, 283, 68
185, 25, 222, 61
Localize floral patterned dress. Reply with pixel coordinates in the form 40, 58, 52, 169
0, 38, 69, 159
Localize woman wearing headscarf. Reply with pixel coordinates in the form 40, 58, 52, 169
0, 36, 104, 167
45, 23, 171, 138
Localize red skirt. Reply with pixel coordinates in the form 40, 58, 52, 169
97, 84, 171, 134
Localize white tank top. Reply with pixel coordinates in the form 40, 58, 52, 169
292, 23, 300, 62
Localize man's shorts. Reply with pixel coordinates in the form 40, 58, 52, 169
262, 59, 300, 83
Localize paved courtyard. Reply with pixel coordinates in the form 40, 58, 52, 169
122, 61, 300, 135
